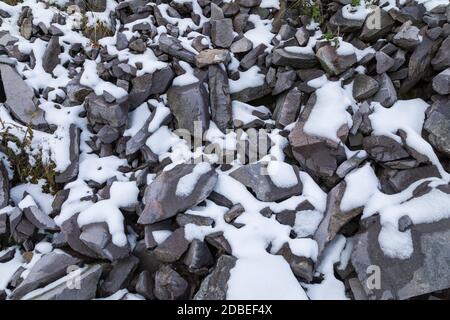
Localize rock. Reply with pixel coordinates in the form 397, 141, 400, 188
316, 45, 357, 76
272, 69, 296, 95
387, 166, 441, 192
295, 27, 310, 46
431, 35, 450, 70
208, 65, 232, 133
154, 265, 189, 300
230, 37, 253, 54
330, 8, 365, 32
314, 181, 362, 256
223, 203, 245, 223
20, 18, 32, 40
135, 271, 154, 300
205, 232, 232, 254
239, 44, 267, 70
101, 255, 139, 296
196, 49, 230, 68
10, 252, 81, 300
23, 264, 103, 300
376, 51, 395, 74
176, 213, 215, 227
97, 125, 119, 144
129, 66, 175, 108
183, 239, 214, 270
352, 74, 379, 100
42, 36, 61, 74
272, 47, 317, 69
159, 33, 195, 64
167, 82, 210, 135
23, 206, 58, 231
138, 163, 218, 225
363, 135, 410, 163
154, 228, 190, 263
66, 76, 92, 104
210, 19, 234, 48
351, 216, 450, 300
276, 243, 314, 282
273, 87, 301, 128
210, 2, 224, 20
360, 9, 395, 42
85, 93, 129, 128
372, 73, 397, 107
194, 255, 237, 300
237, 0, 261, 7
0, 162, 9, 209
0, 64, 46, 128
79, 222, 130, 262
432, 67, 450, 94
61, 214, 101, 259
0, 213, 7, 235
424, 99, 450, 157
230, 81, 271, 103
392, 22, 421, 50
129, 38, 146, 53
56, 124, 81, 184
229, 162, 302, 202
288, 94, 347, 185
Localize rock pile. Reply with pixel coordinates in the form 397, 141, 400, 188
0, 0, 450, 300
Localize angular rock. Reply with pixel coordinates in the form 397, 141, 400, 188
167, 82, 210, 135
273, 87, 301, 128
0, 64, 46, 128
276, 243, 314, 282
360, 9, 395, 42
135, 270, 154, 300
154, 227, 190, 263
392, 22, 421, 50
154, 265, 189, 300
376, 51, 395, 74
158, 34, 195, 63
272, 47, 317, 69
372, 73, 397, 107
42, 36, 61, 74
100, 255, 139, 296
431, 35, 450, 70
56, 124, 81, 184
138, 163, 218, 225
230, 37, 253, 53
387, 165, 441, 192
208, 65, 232, 133
432, 67, 450, 95
352, 74, 379, 100
363, 135, 410, 163
23, 206, 58, 231
196, 49, 230, 68
272, 69, 296, 95
183, 239, 214, 270
316, 45, 357, 76
85, 93, 129, 128
194, 255, 237, 300
10, 251, 81, 300
0, 162, 9, 209
229, 162, 302, 202
424, 99, 450, 157
210, 19, 234, 48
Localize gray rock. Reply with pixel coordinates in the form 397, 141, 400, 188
372, 73, 397, 107
10, 251, 81, 300
363, 135, 410, 163
314, 180, 363, 256
239, 44, 267, 70
272, 69, 296, 95
183, 239, 214, 270
376, 51, 395, 74
154, 265, 189, 300
360, 9, 395, 42
167, 82, 210, 135
42, 36, 61, 74
56, 124, 80, 184
0, 64, 46, 128
116, 32, 128, 50
230, 37, 253, 54
351, 215, 450, 300
0, 162, 9, 209
273, 87, 301, 128
0, 213, 7, 235
154, 227, 190, 263
237, 0, 261, 7
316, 45, 357, 76
295, 27, 310, 47
211, 19, 234, 48
432, 67, 450, 94
85, 93, 129, 128
272, 47, 317, 69
129, 38, 146, 53
209, 64, 232, 133
230, 81, 271, 103
129, 66, 175, 108
159, 33, 195, 64
97, 125, 119, 144
101, 255, 139, 296
20, 18, 32, 40
432, 35, 450, 71
276, 243, 314, 282
135, 271, 154, 300
196, 49, 230, 68
176, 213, 215, 227
424, 99, 450, 157
138, 164, 218, 225
229, 162, 302, 202
80, 222, 130, 262
330, 8, 365, 32
210, 2, 224, 20
125, 113, 153, 156
223, 203, 245, 223
23, 264, 102, 300
23, 206, 58, 231
194, 255, 237, 300
352, 74, 379, 100
66, 76, 92, 104
387, 165, 441, 192
61, 214, 102, 259
392, 22, 421, 50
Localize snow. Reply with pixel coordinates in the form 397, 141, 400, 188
267, 161, 299, 188
303, 80, 353, 142
229, 66, 266, 94
176, 162, 211, 197
243, 15, 275, 50
231, 100, 271, 126
342, 2, 374, 21
172, 61, 199, 87
35, 241, 53, 255
0, 248, 24, 290
18, 194, 38, 210
152, 230, 172, 245
340, 163, 379, 212
123, 103, 151, 137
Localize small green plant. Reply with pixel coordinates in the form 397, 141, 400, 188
292, 0, 324, 24
351, 0, 361, 7
0, 126, 59, 195
320, 31, 340, 48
